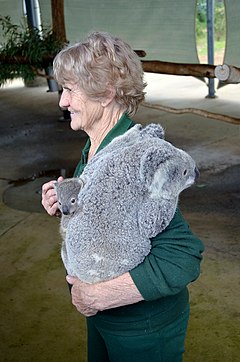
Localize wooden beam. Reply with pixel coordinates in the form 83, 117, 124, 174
2, 52, 240, 84
214, 64, 240, 83
0, 54, 54, 68
51, 0, 67, 43
141, 60, 216, 78
134, 50, 146, 58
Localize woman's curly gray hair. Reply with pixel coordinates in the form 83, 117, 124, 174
53, 31, 146, 115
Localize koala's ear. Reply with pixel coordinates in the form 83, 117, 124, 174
142, 124, 165, 140
139, 146, 169, 187
53, 181, 58, 191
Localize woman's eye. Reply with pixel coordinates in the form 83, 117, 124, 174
63, 86, 72, 93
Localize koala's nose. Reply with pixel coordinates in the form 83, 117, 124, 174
62, 205, 70, 215
195, 167, 200, 180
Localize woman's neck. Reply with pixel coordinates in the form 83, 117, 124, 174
87, 107, 124, 161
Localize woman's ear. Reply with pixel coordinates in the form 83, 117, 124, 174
101, 86, 116, 107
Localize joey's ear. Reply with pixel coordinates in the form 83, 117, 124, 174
139, 147, 169, 187
78, 177, 85, 188
53, 181, 58, 190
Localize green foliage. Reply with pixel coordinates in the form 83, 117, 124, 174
215, 3, 226, 41
196, 1, 207, 39
195, 0, 226, 62
196, 1, 225, 42
0, 16, 65, 85
196, 0, 207, 23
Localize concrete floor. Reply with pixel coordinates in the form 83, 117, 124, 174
0, 74, 239, 362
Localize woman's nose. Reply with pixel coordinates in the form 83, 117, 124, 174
59, 89, 69, 108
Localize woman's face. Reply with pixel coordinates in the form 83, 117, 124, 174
59, 84, 104, 132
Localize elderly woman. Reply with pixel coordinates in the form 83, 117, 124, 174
42, 31, 204, 362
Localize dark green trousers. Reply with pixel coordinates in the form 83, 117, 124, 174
87, 295, 189, 362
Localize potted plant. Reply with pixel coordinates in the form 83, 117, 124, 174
0, 15, 65, 90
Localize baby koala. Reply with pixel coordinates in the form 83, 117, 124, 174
54, 178, 84, 239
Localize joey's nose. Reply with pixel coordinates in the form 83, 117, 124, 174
62, 205, 70, 215
195, 167, 200, 180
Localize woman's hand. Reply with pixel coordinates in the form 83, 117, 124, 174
66, 276, 99, 317
41, 176, 64, 216
66, 273, 143, 317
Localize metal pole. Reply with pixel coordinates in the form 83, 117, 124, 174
24, 0, 42, 31
206, 0, 216, 97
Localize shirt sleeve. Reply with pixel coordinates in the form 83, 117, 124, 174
129, 208, 204, 301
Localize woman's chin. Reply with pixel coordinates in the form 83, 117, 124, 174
70, 118, 83, 131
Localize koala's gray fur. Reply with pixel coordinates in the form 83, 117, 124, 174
57, 123, 199, 284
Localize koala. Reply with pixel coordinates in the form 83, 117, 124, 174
59, 124, 199, 284
54, 178, 84, 239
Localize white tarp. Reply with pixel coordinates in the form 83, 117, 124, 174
0, 0, 25, 43
38, 0, 200, 63
223, 0, 240, 67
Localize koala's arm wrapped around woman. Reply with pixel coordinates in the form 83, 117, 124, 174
129, 208, 204, 301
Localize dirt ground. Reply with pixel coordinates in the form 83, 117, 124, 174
0, 74, 239, 362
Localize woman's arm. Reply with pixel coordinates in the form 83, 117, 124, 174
67, 209, 204, 316
66, 272, 143, 317
130, 208, 204, 300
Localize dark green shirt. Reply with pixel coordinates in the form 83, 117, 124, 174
74, 113, 204, 315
